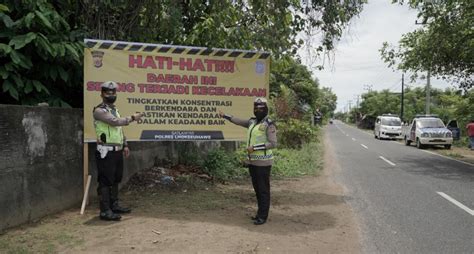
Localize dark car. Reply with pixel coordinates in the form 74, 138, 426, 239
447, 120, 460, 140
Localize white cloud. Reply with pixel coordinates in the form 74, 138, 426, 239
299, 1, 452, 112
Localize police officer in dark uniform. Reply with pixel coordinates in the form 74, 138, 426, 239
219, 97, 277, 225
93, 81, 143, 221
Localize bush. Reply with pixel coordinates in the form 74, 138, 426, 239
278, 118, 318, 149
202, 148, 245, 181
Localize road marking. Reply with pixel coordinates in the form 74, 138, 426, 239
437, 192, 474, 216
379, 156, 396, 166
346, 134, 349, 137
423, 150, 474, 167
352, 138, 356, 141
360, 144, 368, 149
335, 125, 346, 135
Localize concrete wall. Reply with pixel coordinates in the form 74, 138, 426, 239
0, 105, 83, 231
0, 104, 238, 231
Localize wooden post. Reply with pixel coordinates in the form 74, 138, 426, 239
83, 143, 89, 192
80, 175, 92, 215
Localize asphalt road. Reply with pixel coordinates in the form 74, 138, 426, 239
327, 120, 473, 254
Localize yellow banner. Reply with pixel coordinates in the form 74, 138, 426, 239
83, 39, 270, 142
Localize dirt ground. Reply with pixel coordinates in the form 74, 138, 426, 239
426, 145, 474, 164
0, 133, 361, 254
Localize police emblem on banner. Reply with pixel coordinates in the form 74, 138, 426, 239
91, 50, 104, 68
255, 61, 265, 74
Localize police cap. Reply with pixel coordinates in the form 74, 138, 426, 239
254, 97, 268, 108
101, 81, 118, 92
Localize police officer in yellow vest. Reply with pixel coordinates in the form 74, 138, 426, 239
93, 81, 143, 221
219, 97, 277, 225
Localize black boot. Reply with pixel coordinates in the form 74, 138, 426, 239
110, 184, 131, 214
99, 186, 121, 221
253, 217, 267, 225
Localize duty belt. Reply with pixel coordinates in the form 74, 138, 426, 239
97, 144, 123, 151
249, 154, 273, 160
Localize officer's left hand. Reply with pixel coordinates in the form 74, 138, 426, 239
246, 146, 254, 153
123, 147, 130, 158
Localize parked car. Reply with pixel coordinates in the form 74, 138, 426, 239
446, 120, 460, 140
402, 115, 453, 149
374, 114, 402, 140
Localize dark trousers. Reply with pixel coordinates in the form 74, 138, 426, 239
95, 150, 124, 212
95, 150, 124, 187
249, 165, 271, 220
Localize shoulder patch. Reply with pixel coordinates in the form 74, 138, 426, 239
93, 103, 108, 114
265, 118, 275, 126
249, 118, 257, 125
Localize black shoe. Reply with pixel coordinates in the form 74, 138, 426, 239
111, 203, 132, 214
100, 210, 121, 221
253, 218, 266, 225
251, 215, 258, 221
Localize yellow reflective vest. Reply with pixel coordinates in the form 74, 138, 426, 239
247, 118, 274, 161
94, 104, 124, 145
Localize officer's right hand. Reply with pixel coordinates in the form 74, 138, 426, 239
132, 112, 144, 121
218, 110, 224, 118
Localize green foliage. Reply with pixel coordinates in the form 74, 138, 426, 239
270, 56, 337, 124
0, 0, 84, 107
272, 141, 323, 177
278, 118, 318, 149
202, 148, 244, 181
270, 56, 319, 107
354, 86, 474, 139
78, 0, 365, 57
271, 84, 300, 119
359, 90, 401, 118
316, 87, 338, 118
269, 58, 335, 149
0, 0, 364, 107
202, 138, 323, 180
382, 0, 474, 89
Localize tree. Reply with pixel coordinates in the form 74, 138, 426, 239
0, 1, 84, 107
78, 0, 366, 57
270, 56, 319, 108
315, 87, 337, 118
380, 0, 474, 89
1, 0, 366, 107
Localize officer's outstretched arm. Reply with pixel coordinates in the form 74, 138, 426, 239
219, 110, 249, 128
94, 109, 144, 127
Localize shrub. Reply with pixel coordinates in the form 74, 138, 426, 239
277, 118, 318, 149
202, 148, 245, 181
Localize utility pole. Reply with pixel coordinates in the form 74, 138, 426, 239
415, 18, 431, 115
426, 70, 431, 115
364, 84, 373, 93
355, 95, 360, 123
401, 73, 404, 121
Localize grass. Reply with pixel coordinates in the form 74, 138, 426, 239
272, 141, 323, 178
0, 215, 85, 254
445, 152, 464, 158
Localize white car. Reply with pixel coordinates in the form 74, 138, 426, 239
374, 115, 402, 140
402, 116, 453, 149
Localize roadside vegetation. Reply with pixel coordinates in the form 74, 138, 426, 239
0, 0, 363, 107
336, 87, 473, 148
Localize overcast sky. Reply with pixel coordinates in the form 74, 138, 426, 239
299, 0, 451, 112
